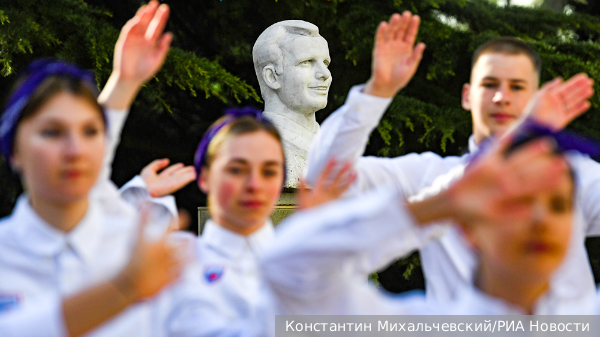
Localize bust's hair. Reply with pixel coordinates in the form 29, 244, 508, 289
252, 20, 321, 97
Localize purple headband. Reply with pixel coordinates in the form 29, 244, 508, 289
194, 107, 286, 186
0, 58, 107, 160
471, 118, 600, 164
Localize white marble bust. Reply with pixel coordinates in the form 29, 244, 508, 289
253, 20, 332, 188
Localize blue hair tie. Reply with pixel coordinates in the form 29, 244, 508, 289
193, 106, 286, 187
0, 58, 107, 160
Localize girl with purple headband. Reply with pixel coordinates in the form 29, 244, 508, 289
0, 2, 189, 337
156, 106, 354, 336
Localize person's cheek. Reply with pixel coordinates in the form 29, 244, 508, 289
216, 179, 238, 211
266, 181, 281, 206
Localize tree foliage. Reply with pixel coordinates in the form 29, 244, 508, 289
2, 0, 600, 291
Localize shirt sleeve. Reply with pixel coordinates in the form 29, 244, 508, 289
568, 153, 600, 236
119, 175, 179, 234
0, 296, 67, 337
304, 85, 461, 198
99, 108, 129, 185
260, 187, 448, 315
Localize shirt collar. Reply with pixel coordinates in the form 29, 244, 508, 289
202, 219, 275, 260
468, 134, 480, 154
12, 195, 104, 264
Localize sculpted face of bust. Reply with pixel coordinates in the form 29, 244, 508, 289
253, 21, 332, 119
277, 35, 331, 115
252, 20, 332, 187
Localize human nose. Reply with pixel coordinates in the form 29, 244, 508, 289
530, 201, 549, 229
63, 132, 84, 158
245, 170, 261, 192
492, 84, 510, 105
315, 62, 331, 81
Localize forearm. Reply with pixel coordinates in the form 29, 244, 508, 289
406, 188, 456, 226
304, 85, 392, 186
98, 73, 143, 110
62, 273, 137, 337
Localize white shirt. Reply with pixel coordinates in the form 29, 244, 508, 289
0, 109, 169, 337
304, 85, 600, 312
261, 187, 445, 316
262, 187, 600, 316
161, 220, 275, 337
119, 175, 178, 239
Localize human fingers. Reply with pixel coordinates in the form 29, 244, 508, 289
154, 32, 173, 64
404, 15, 421, 45
316, 158, 337, 189
330, 161, 353, 194
408, 42, 426, 66
385, 13, 401, 42
159, 162, 184, 176
395, 11, 412, 41
142, 158, 170, 175
146, 3, 170, 42
138, 0, 159, 30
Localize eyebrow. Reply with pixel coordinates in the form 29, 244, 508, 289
482, 76, 528, 84
228, 159, 282, 166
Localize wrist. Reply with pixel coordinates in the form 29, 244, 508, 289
364, 78, 398, 98
98, 73, 143, 109
111, 270, 139, 304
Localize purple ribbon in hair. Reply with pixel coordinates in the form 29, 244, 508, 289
0, 59, 106, 160
194, 107, 286, 186
471, 118, 600, 164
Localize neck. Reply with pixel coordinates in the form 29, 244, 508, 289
211, 214, 266, 237
264, 100, 319, 133
477, 261, 549, 314
29, 195, 89, 233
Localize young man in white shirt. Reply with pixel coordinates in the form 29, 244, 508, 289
303, 11, 597, 309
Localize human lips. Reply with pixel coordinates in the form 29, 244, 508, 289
61, 169, 87, 179
240, 200, 264, 209
490, 112, 516, 123
523, 240, 558, 254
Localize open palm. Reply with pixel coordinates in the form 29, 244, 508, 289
366, 12, 426, 98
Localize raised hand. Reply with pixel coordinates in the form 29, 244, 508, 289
98, 0, 173, 109
364, 11, 426, 98
298, 159, 356, 210
523, 73, 594, 130
446, 136, 568, 226
140, 158, 197, 198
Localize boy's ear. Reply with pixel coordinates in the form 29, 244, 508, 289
462, 83, 472, 111
198, 168, 210, 194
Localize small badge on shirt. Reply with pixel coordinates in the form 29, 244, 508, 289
204, 266, 224, 283
0, 294, 20, 312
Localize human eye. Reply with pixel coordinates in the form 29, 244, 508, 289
263, 169, 278, 178
83, 125, 100, 138
324, 59, 331, 67
511, 84, 525, 91
40, 127, 61, 138
482, 82, 497, 89
550, 195, 569, 213
226, 165, 245, 175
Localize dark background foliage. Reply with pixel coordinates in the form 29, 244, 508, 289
1, 0, 598, 293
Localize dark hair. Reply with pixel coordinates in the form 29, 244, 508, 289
472, 37, 542, 79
